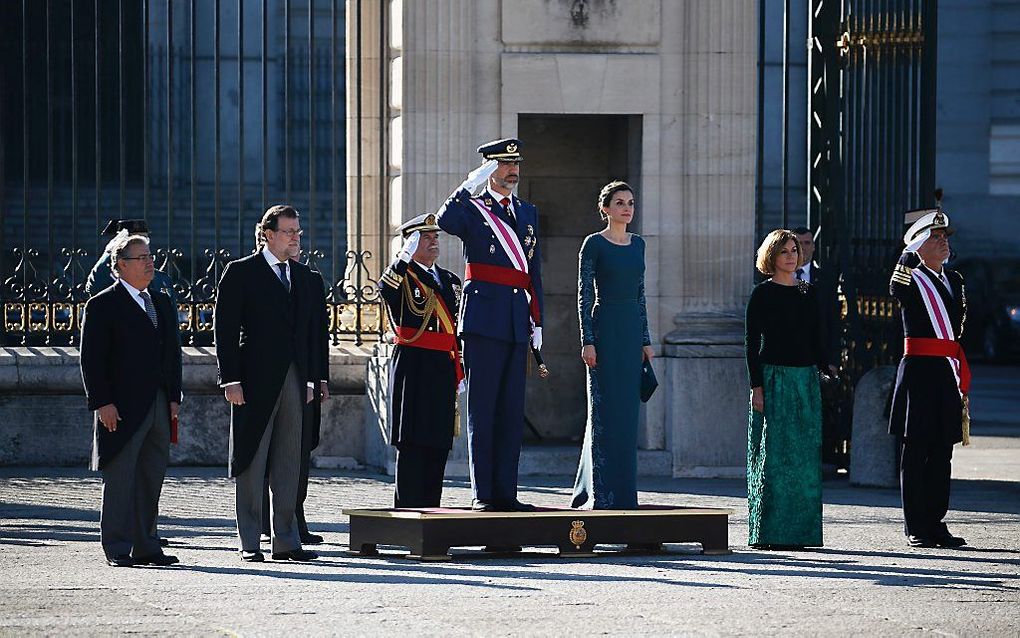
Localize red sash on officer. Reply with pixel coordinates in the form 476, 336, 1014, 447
466, 197, 542, 326
904, 337, 971, 394
392, 269, 464, 388
909, 266, 968, 395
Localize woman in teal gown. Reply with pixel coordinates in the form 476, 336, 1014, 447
571, 181, 654, 510
745, 229, 833, 548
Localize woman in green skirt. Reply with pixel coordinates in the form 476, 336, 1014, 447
745, 229, 834, 548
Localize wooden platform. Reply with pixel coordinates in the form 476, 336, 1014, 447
344, 505, 732, 561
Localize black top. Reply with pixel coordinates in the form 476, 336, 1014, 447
745, 280, 828, 388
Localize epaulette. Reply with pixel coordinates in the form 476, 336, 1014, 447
380, 268, 403, 289
890, 263, 913, 286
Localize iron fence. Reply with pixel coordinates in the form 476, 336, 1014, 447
759, 0, 938, 466
0, 0, 387, 348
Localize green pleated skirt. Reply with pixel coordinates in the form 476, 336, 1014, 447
747, 364, 823, 547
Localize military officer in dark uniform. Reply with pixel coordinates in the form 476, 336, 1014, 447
889, 208, 970, 548
379, 213, 462, 508
436, 138, 544, 512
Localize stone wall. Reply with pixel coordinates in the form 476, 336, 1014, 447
0, 345, 370, 468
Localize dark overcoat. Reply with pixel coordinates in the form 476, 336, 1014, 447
305, 268, 330, 451
380, 259, 461, 450
436, 187, 543, 344
214, 253, 318, 476
79, 282, 183, 470
889, 253, 967, 444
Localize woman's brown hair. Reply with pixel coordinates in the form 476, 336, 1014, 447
596, 181, 634, 222
755, 229, 801, 275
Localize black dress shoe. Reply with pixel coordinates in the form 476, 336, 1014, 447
240, 550, 265, 562
135, 552, 179, 566
483, 545, 523, 553
158, 537, 170, 547
106, 554, 134, 567
504, 500, 537, 512
271, 548, 319, 561
300, 532, 324, 545
935, 532, 967, 548
472, 499, 498, 512
908, 535, 938, 548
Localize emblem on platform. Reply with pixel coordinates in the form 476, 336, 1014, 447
569, 520, 587, 549
489, 245, 496, 254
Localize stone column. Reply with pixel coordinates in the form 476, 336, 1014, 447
660, 0, 758, 477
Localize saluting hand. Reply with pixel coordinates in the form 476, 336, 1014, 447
581, 345, 597, 368
460, 160, 498, 194
97, 403, 121, 432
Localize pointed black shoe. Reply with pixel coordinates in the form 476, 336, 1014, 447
908, 535, 938, 548
300, 532, 324, 545
135, 552, 179, 566
471, 499, 498, 512
935, 532, 967, 548
271, 548, 319, 561
106, 554, 134, 567
240, 550, 265, 562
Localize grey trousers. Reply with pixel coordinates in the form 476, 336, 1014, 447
99, 389, 170, 559
235, 364, 303, 553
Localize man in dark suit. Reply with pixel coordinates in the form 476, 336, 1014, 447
214, 204, 319, 562
379, 213, 462, 508
889, 209, 969, 548
80, 233, 183, 567
794, 226, 843, 467
261, 266, 330, 545
436, 138, 544, 513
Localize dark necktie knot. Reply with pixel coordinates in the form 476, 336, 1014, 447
796, 268, 804, 280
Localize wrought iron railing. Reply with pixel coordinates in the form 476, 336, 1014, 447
1, 0, 387, 348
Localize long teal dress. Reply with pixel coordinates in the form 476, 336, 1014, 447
745, 280, 826, 546
572, 233, 651, 510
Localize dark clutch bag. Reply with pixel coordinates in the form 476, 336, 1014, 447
640, 360, 658, 403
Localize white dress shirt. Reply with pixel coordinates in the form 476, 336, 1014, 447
796, 261, 814, 283
119, 279, 149, 314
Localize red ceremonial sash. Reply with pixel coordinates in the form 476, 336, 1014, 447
904, 337, 971, 394
392, 269, 463, 388
464, 262, 541, 325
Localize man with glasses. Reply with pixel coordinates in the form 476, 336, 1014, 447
214, 204, 321, 562
80, 233, 183, 567
889, 208, 970, 548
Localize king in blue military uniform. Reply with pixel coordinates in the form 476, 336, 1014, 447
436, 138, 544, 512
888, 207, 970, 548
379, 214, 463, 508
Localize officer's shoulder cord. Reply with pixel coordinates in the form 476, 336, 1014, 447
398, 273, 437, 344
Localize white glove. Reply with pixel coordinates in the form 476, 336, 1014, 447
459, 160, 498, 194
457, 379, 466, 395
531, 326, 543, 351
397, 231, 420, 263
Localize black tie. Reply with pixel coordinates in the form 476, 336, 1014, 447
430, 268, 442, 289
277, 262, 291, 292
796, 268, 804, 281
139, 291, 159, 328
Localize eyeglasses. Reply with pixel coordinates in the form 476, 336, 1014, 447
271, 228, 304, 237
121, 254, 155, 262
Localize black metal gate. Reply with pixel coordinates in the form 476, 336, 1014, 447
760, 0, 938, 466
0, 0, 386, 348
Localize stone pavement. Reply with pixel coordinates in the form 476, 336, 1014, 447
1, 364, 1018, 636
1, 463, 1018, 636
